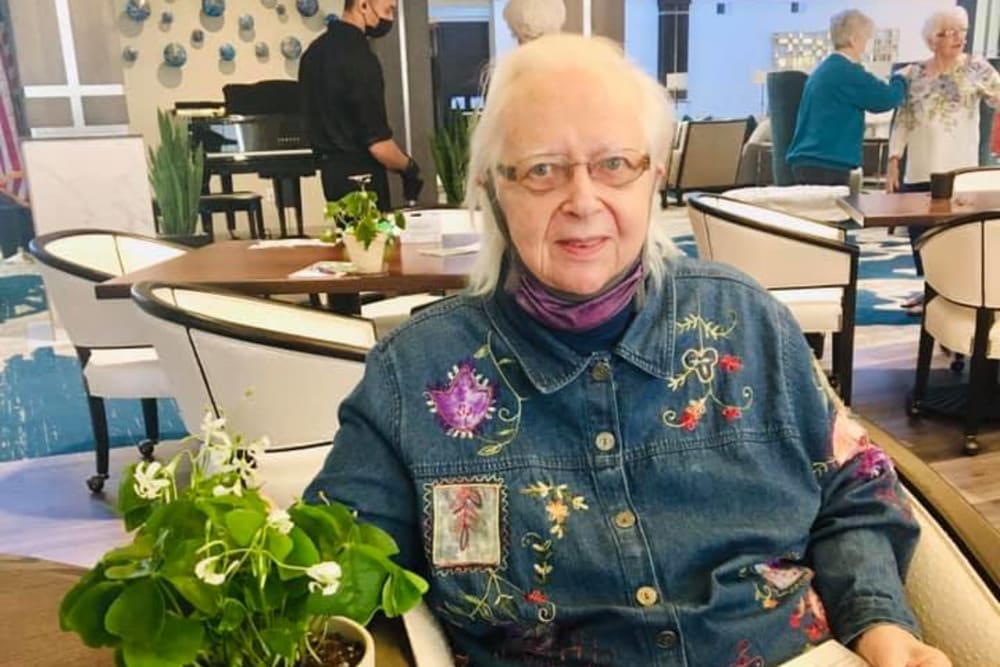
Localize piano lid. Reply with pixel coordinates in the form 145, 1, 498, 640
189, 113, 310, 156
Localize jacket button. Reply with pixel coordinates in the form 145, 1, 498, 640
613, 510, 636, 529
656, 630, 678, 649
635, 586, 658, 607
590, 361, 611, 381
594, 431, 616, 452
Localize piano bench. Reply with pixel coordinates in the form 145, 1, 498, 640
199, 192, 265, 240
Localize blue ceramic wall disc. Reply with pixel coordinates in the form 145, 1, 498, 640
125, 0, 151, 21
296, 0, 319, 17
163, 42, 187, 67
280, 36, 302, 60
202, 0, 226, 18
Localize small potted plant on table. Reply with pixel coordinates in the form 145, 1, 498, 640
59, 414, 428, 666
148, 108, 209, 247
322, 178, 405, 274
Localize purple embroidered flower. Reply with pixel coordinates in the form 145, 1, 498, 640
426, 363, 496, 438
854, 445, 893, 480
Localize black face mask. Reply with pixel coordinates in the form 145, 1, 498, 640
365, 16, 394, 38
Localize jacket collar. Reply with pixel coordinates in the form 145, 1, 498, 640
481, 265, 677, 394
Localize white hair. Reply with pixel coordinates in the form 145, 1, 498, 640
829, 9, 875, 50
462, 34, 678, 297
922, 7, 969, 48
502, 0, 566, 43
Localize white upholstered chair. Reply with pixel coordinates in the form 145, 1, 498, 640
28, 230, 187, 492
687, 193, 859, 403
950, 165, 1000, 193
130, 282, 377, 506
909, 213, 1000, 455
863, 419, 999, 667
662, 118, 750, 207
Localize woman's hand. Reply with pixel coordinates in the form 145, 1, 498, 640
854, 624, 951, 667
885, 157, 901, 193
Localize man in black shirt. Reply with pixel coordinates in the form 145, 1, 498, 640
299, 0, 423, 211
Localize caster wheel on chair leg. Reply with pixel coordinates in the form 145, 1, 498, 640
905, 396, 923, 418
87, 475, 107, 494
963, 437, 980, 456
138, 440, 156, 462
949, 358, 965, 373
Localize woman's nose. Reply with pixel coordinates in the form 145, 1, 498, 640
561, 164, 602, 218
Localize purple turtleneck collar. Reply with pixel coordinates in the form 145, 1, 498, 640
510, 258, 644, 333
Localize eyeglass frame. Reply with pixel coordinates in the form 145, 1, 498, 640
933, 27, 968, 39
494, 151, 653, 193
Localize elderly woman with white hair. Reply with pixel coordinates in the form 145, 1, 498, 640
787, 9, 908, 185
306, 34, 950, 667
888, 6, 1000, 312
503, 0, 565, 44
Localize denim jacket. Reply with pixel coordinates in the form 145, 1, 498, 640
306, 257, 920, 667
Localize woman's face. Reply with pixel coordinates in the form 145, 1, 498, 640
493, 68, 660, 296
930, 20, 967, 58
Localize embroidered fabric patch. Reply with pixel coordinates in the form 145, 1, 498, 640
431, 481, 504, 568
426, 362, 497, 439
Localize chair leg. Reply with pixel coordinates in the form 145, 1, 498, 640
86, 396, 110, 494
831, 328, 854, 406
909, 324, 934, 417
139, 398, 159, 461
962, 311, 992, 456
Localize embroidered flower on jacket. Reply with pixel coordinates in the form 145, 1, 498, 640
719, 354, 743, 373
426, 362, 497, 439
679, 397, 707, 431
854, 445, 893, 480
524, 588, 549, 605
722, 406, 742, 422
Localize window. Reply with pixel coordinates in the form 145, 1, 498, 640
658, 0, 690, 99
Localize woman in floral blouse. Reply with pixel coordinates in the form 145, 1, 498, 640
887, 7, 1000, 312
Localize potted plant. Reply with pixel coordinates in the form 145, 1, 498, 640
322, 180, 405, 274
148, 108, 209, 247
430, 111, 472, 205
59, 413, 428, 667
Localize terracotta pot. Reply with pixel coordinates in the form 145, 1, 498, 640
342, 232, 388, 273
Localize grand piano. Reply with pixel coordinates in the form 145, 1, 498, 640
180, 80, 318, 237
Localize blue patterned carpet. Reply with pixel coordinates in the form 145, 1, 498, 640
672, 230, 921, 327
0, 275, 188, 462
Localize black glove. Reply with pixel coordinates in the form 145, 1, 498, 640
400, 157, 424, 203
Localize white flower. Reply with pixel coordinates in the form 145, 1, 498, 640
133, 461, 172, 500
194, 555, 237, 586
212, 480, 243, 498
266, 509, 293, 535
306, 561, 342, 596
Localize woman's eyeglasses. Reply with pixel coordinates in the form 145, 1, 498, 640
496, 150, 651, 193
934, 28, 967, 39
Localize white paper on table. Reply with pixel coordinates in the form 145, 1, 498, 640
249, 239, 329, 249
400, 211, 443, 243
416, 243, 480, 257
778, 640, 871, 667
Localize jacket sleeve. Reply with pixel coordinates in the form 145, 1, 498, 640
303, 343, 424, 571
778, 310, 921, 646
842, 64, 908, 113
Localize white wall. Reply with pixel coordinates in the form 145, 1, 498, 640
685, 0, 956, 119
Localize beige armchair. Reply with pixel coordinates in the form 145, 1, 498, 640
662, 118, 750, 207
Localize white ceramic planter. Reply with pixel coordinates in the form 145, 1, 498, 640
325, 615, 375, 667
342, 232, 388, 274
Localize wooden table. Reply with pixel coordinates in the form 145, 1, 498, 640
95, 240, 474, 304
0, 554, 416, 667
838, 190, 1000, 227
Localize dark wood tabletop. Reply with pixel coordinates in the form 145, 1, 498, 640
838, 190, 1000, 227
95, 240, 475, 300
0, 554, 416, 667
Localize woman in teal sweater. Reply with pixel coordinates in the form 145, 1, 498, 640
786, 9, 908, 186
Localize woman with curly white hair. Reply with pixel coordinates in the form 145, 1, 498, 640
503, 0, 565, 44
887, 6, 1000, 312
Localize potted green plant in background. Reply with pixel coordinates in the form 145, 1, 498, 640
59, 414, 428, 667
322, 178, 405, 274
149, 108, 208, 247
430, 111, 472, 205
